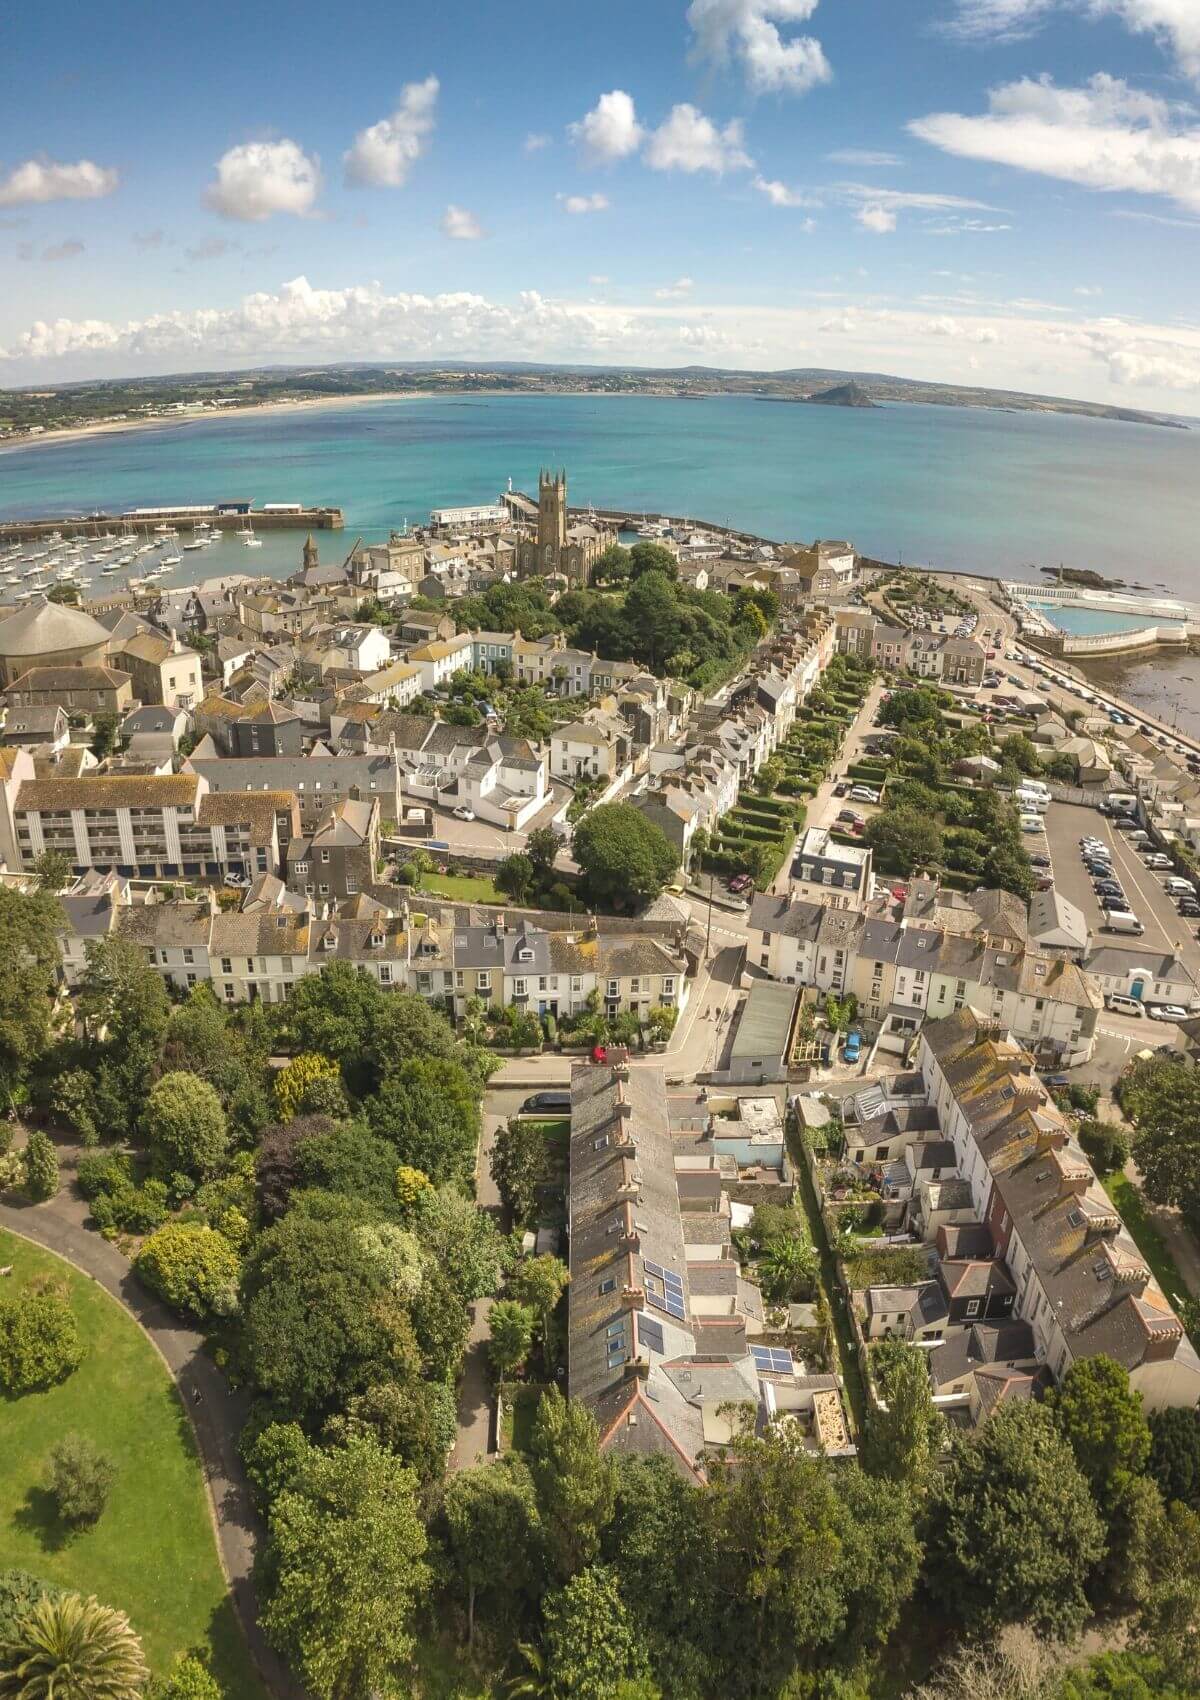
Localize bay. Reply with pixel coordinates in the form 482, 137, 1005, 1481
0, 392, 1197, 592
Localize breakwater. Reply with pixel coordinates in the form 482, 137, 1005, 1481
0, 505, 344, 545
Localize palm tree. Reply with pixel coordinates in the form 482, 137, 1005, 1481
760, 1235, 819, 1302
0, 1592, 149, 1700
503, 1642, 551, 1700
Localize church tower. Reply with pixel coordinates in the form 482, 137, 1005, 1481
537, 468, 567, 553
302, 533, 319, 570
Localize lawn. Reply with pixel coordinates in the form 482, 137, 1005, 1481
1102, 1171, 1193, 1311
0, 1230, 266, 1698
419, 871, 505, 903
498, 1382, 551, 1456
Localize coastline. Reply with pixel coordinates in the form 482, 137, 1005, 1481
0, 389, 428, 456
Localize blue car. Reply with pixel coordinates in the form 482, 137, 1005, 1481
843, 1030, 862, 1064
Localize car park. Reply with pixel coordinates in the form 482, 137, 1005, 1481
1147, 1005, 1189, 1023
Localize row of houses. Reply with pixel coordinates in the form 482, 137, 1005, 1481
824, 1010, 1200, 1416
834, 608, 987, 685
58, 871, 695, 1020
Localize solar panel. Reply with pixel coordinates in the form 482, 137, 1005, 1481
638, 1315, 665, 1355
644, 1260, 666, 1280
665, 1295, 686, 1320
647, 1291, 668, 1314
751, 1346, 794, 1375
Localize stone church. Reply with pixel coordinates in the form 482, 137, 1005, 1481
514, 469, 607, 589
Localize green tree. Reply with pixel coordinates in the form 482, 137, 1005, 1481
865, 1339, 944, 1491
143, 1071, 228, 1180
1124, 1058, 1200, 1220
863, 807, 943, 876
89, 712, 120, 759
241, 1421, 313, 1512
508, 1255, 570, 1344
526, 827, 564, 884
151, 1654, 222, 1700
1059, 1650, 1188, 1700
135, 1223, 241, 1319
1149, 1406, 1200, 1511
21, 1133, 59, 1203
1076, 1118, 1132, 1174
262, 1435, 430, 1700
1134, 1499, 1200, 1689
293, 1120, 408, 1221
32, 851, 70, 894
0, 1292, 83, 1394
328, 1379, 456, 1489
489, 1299, 536, 1378
272, 1053, 344, 1123
0, 887, 64, 1094
530, 1387, 617, 1580
412, 1183, 507, 1303
542, 1566, 646, 1700
444, 1458, 541, 1645
923, 1401, 1105, 1636
490, 1117, 546, 1226
241, 1211, 421, 1422
497, 854, 536, 905
367, 1056, 480, 1186
628, 542, 678, 581
998, 732, 1042, 775
77, 934, 169, 1061
759, 1235, 818, 1303
831, 1465, 921, 1664
45, 1435, 114, 1528
408, 1261, 471, 1383
1048, 1355, 1151, 1511
594, 544, 632, 584
0, 1593, 148, 1700
572, 803, 680, 910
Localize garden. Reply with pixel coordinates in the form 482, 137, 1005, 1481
0, 1229, 265, 1699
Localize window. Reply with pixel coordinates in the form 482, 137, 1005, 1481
183, 948, 194, 965
477, 973, 491, 993
380, 965, 393, 984
294, 861, 308, 874
663, 977, 675, 995
606, 978, 619, 996
513, 979, 527, 997
965, 1299, 981, 1317
320, 849, 330, 863
223, 983, 235, 1001
220, 957, 232, 975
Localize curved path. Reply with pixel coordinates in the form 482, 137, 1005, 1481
0, 1177, 303, 1700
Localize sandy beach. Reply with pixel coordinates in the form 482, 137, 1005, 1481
0, 389, 426, 456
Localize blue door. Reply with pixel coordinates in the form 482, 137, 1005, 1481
1131, 979, 1145, 1000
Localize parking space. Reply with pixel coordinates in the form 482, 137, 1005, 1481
1044, 800, 1197, 960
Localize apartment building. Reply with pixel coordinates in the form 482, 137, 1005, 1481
285, 796, 380, 900
790, 826, 873, 912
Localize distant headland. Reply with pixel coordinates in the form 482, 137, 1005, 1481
0, 359, 1186, 447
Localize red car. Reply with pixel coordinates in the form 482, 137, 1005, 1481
728, 873, 753, 894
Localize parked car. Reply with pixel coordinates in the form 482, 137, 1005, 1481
1143, 853, 1173, 869
520, 1091, 572, 1114
1180, 901, 1200, 918
1029, 853, 1051, 868
1100, 895, 1132, 911
1147, 1005, 1189, 1023
222, 871, 249, 888
1105, 993, 1144, 1016
1095, 882, 1124, 898
833, 782, 849, 797
849, 785, 881, 804
452, 805, 476, 822
836, 809, 864, 826
727, 872, 753, 894
843, 1030, 862, 1064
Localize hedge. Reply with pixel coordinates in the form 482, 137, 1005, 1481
846, 761, 888, 782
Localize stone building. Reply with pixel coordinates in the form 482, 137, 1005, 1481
514, 469, 607, 588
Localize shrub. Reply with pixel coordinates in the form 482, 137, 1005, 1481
143, 1072, 228, 1180
75, 1152, 134, 1201
0, 1291, 84, 1393
273, 1053, 344, 1124
46, 1433, 115, 1527
22, 1131, 59, 1202
134, 1222, 241, 1319
153, 1654, 223, 1700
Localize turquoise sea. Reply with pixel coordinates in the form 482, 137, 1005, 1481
0, 392, 1197, 594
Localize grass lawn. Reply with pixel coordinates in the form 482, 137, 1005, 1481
499, 1382, 551, 1456
0, 1230, 266, 1698
1102, 1171, 1193, 1310
419, 872, 504, 903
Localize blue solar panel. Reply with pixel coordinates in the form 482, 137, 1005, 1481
663, 1272, 684, 1294
751, 1346, 794, 1374
644, 1260, 666, 1280
647, 1291, 667, 1314
665, 1295, 686, 1320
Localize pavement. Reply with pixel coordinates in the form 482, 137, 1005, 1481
449, 1086, 512, 1474
0, 1158, 301, 1700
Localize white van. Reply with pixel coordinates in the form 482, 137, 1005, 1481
1107, 793, 1137, 813
1020, 813, 1043, 833
1106, 911, 1144, 935
1015, 788, 1048, 813
1022, 780, 1050, 799
1106, 993, 1144, 1016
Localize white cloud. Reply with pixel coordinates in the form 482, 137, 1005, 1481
205, 140, 321, 221
911, 74, 1200, 214
644, 105, 753, 174
655, 277, 695, 299
1075, 284, 1103, 295
343, 76, 438, 189
687, 0, 832, 95
9, 272, 1200, 407
524, 132, 551, 154
826, 149, 902, 166
441, 204, 484, 240
857, 204, 897, 232
0, 157, 118, 206
588, 274, 610, 284
558, 192, 610, 214
752, 174, 818, 205
945, 0, 1200, 79
568, 90, 644, 163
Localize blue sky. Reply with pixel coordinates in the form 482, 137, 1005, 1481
1, 0, 1198, 406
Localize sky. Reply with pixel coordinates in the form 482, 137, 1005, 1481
1, 0, 1198, 409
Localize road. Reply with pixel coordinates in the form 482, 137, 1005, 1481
0, 1170, 300, 1700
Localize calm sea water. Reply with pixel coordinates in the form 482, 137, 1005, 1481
1027, 602, 1189, 636
0, 392, 1197, 591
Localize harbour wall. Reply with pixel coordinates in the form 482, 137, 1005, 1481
0, 506, 344, 544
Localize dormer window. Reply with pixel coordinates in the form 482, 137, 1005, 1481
517, 948, 534, 963
370, 931, 384, 949
323, 931, 336, 951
